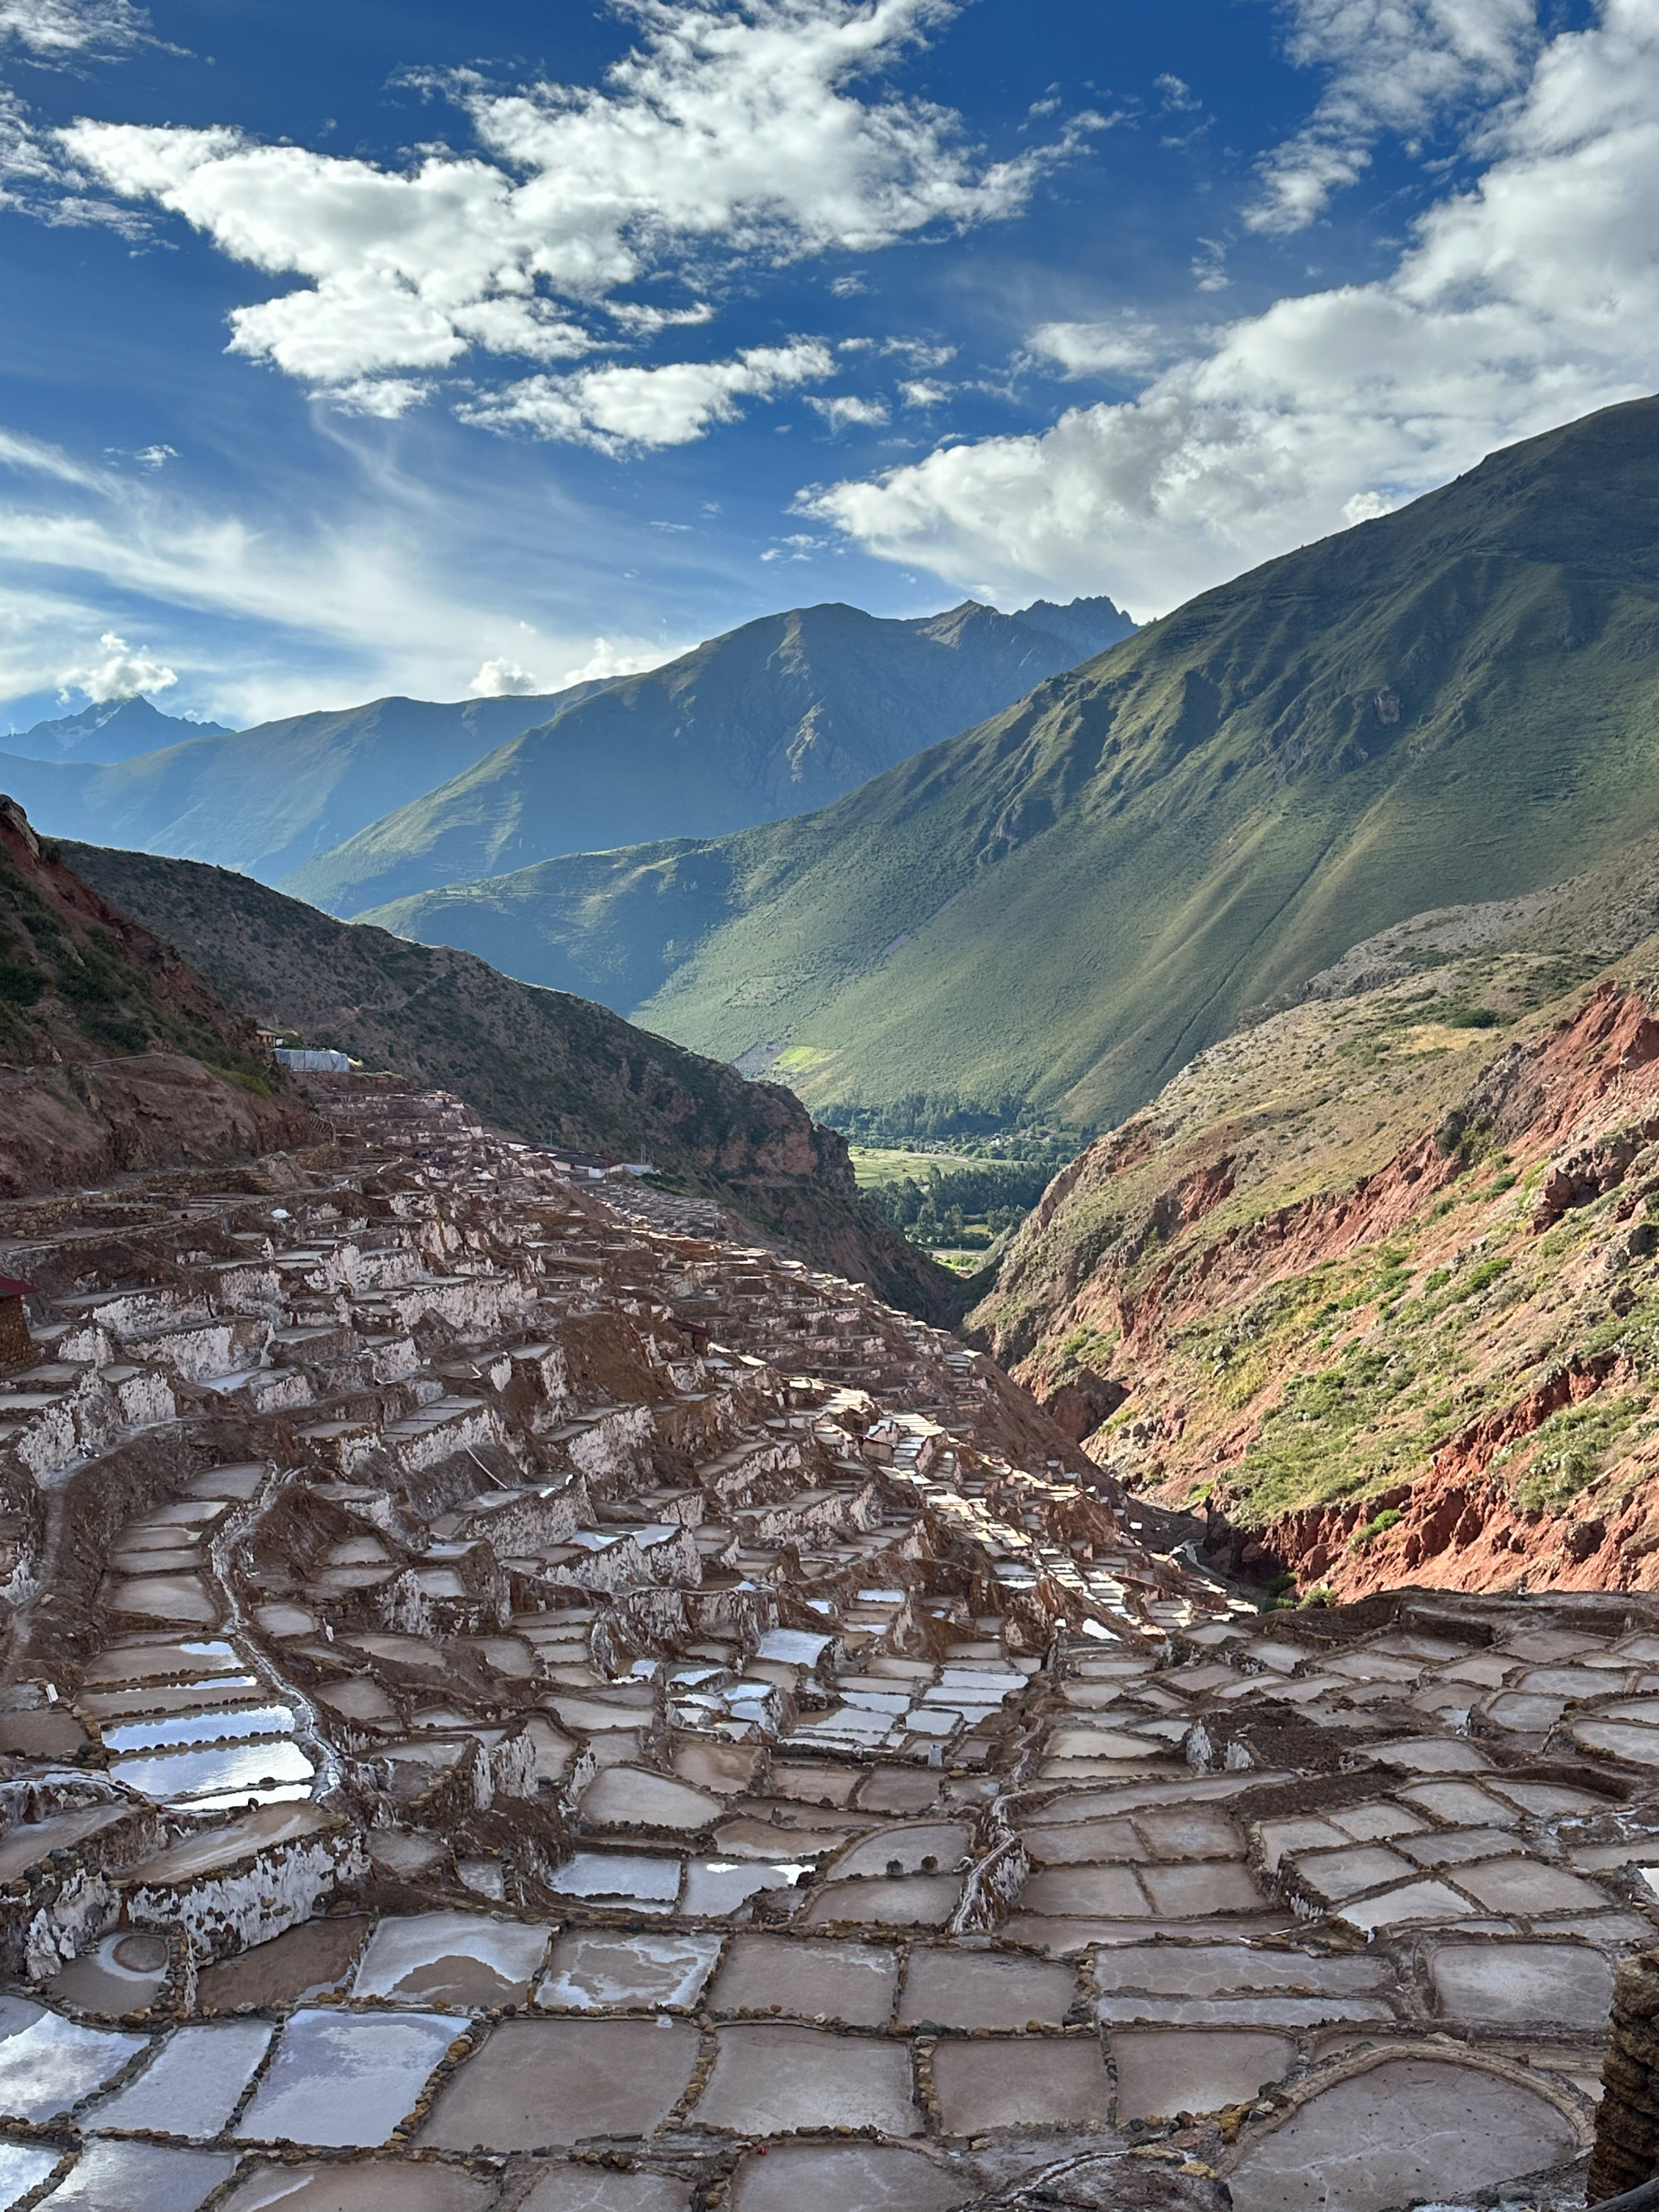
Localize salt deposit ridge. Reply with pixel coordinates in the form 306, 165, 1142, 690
0, 1083, 1652, 2210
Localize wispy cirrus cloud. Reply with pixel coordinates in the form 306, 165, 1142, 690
0, 418, 685, 720
1248, 0, 1540, 233
0, 0, 153, 59
0, 0, 160, 230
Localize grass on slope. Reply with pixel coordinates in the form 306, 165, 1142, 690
287, 598, 1134, 918
971, 901, 1659, 1538
362, 397, 1659, 1139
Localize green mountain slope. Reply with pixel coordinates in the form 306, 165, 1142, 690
286, 595, 1132, 917
0, 686, 596, 884
62, 839, 963, 1324
360, 395, 1659, 1138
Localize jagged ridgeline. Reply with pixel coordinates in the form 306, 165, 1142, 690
0, 597, 1131, 904
358, 395, 1659, 1139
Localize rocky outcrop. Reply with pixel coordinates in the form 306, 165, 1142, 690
0, 796, 319, 1195
1039, 1367, 1130, 1443
974, 937, 1659, 1602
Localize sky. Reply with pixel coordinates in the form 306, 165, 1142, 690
0, 0, 1647, 731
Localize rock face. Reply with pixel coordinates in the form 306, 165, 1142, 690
1041, 1370, 1130, 1444
0, 794, 319, 1196
974, 895, 1659, 1602
0, 1080, 1645, 2209
62, 836, 961, 1323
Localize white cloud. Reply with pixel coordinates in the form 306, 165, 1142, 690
762, 529, 825, 559
468, 657, 541, 696
807, 391, 889, 430
0, 418, 681, 723
1249, 0, 1539, 233
1024, 316, 1159, 378
0, 426, 101, 485
558, 635, 675, 685
804, 0, 1659, 616
899, 377, 948, 404
461, 339, 834, 452
0, 0, 150, 56
60, 0, 1099, 407
133, 441, 177, 467
1190, 236, 1229, 292
324, 378, 432, 420
57, 627, 174, 701
876, 336, 956, 365
605, 299, 715, 334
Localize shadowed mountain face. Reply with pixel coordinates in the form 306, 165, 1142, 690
357, 396, 1659, 1140
283, 595, 1133, 916
3, 695, 234, 763
62, 837, 965, 1323
0, 687, 595, 887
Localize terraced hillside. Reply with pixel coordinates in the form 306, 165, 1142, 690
362, 396, 1659, 1138
0, 1082, 1651, 2210
62, 838, 961, 1323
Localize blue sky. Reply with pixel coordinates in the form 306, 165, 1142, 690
0, 0, 1646, 730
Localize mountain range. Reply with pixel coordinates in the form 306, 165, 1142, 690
0, 687, 591, 885
284, 595, 1134, 914
4, 694, 234, 763
0, 594, 1131, 907
354, 396, 1659, 1141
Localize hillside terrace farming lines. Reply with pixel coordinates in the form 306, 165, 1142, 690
0, 1099, 1657, 2203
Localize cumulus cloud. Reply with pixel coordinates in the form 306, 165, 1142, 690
1023, 315, 1159, 378
804, 0, 1659, 616
323, 378, 432, 420
1249, 0, 1539, 233
461, 339, 834, 452
468, 657, 541, 696
58, 627, 174, 700
60, 0, 1100, 410
807, 391, 889, 430
558, 635, 676, 685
